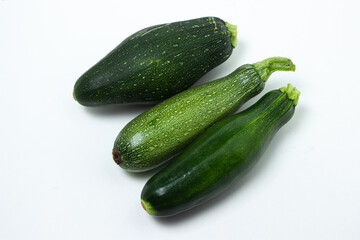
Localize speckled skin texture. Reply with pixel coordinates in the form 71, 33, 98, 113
141, 89, 297, 217
114, 64, 265, 171
73, 17, 234, 106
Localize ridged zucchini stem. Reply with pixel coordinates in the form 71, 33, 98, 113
280, 83, 301, 106
225, 22, 237, 48
141, 199, 156, 215
253, 57, 296, 82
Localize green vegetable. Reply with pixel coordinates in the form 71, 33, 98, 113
73, 17, 237, 106
141, 84, 300, 217
113, 57, 295, 172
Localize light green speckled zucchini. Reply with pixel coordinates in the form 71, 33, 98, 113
112, 57, 296, 172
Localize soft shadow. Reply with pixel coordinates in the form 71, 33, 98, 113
123, 162, 169, 181
121, 153, 180, 181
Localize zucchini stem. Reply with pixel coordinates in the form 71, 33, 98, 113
280, 83, 301, 106
225, 22, 237, 48
253, 57, 296, 82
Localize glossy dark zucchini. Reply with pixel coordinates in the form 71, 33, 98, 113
141, 84, 300, 217
73, 17, 237, 106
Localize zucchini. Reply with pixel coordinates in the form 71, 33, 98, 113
113, 57, 295, 172
141, 84, 301, 217
73, 17, 237, 106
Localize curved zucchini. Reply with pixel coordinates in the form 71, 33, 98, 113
73, 17, 237, 106
141, 84, 301, 217
113, 57, 296, 172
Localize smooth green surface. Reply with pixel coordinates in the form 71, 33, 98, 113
73, 17, 235, 106
113, 57, 295, 172
141, 86, 300, 217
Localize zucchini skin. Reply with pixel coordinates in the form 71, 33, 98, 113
73, 17, 235, 106
113, 57, 295, 172
114, 64, 264, 171
141, 86, 300, 217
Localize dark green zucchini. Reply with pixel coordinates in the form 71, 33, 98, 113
113, 57, 295, 172
141, 84, 301, 217
73, 17, 237, 106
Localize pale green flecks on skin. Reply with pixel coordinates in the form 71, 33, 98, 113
119, 68, 258, 170
120, 58, 297, 168
280, 83, 301, 106
211, 17, 218, 30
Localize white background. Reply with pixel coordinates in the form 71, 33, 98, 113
1, 0, 360, 239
